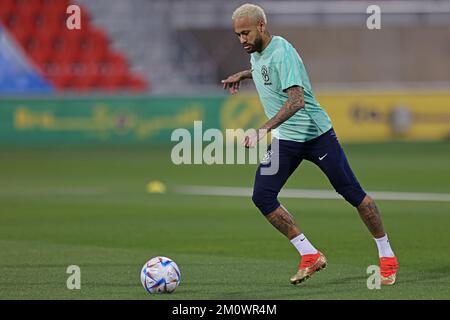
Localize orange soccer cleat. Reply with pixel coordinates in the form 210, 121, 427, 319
380, 256, 399, 285
290, 251, 327, 285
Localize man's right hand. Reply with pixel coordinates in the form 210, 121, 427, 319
221, 73, 243, 94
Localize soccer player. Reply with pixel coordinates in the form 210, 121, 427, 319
222, 3, 399, 285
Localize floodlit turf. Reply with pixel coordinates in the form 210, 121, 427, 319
0, 142, 449, 299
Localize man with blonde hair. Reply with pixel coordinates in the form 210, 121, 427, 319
222, 3, 399, 285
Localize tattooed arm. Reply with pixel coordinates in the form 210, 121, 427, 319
260, 85, 305, 132
243, 86, 305, 148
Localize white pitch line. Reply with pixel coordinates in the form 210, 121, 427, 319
176, 186, 450, 202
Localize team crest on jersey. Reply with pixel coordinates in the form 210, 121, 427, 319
261, 65, 272, 85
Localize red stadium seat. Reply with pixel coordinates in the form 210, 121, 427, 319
0, 0, 15, 25
15, 0, 43, 6
71, 62, 102, 90
35, 29, 57, 45
9, 24, 34, 48
15, 0, 42, 26
28, 41, 53, 66
101, 52, 129, 76
0, 11, 9, 25
79, 28, 109, 61
39, 0, 69, 37
30, 52, 52, 70
52, 30, 83, 61
48, 64, 72, 89
2, 12, 18, 29
41, 0, 68, 16
0, 0, 15, 16
0, 0, 15, 9
38, 3, 90, 33
127, 75, 148, 92
0, 0, 149, 92
23, 31, 55, 68
99, 72, 129, 91
35, 13, 65, 34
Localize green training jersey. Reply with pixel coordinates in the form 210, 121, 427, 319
250, 35, 332, 142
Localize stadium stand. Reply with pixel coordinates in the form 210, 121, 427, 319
1, 0, 448, 94
0, 0, 148, 92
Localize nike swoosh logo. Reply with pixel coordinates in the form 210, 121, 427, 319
319, 153, 328, 161
300, 238, 306, 241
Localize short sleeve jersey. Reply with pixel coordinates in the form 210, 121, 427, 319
250, 36, 332, 142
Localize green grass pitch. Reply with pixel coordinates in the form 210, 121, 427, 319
0, 142, 449, 299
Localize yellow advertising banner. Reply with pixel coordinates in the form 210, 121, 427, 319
319, 91, 450, 142
220, 91, 450, 143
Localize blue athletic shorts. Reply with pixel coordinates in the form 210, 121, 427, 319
252, 128, 367, 215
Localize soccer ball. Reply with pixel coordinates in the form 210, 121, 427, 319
140, 256, 181, 294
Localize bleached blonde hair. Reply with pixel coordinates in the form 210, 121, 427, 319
232, 3, 267, 24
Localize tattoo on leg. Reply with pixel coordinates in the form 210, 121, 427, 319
357, 196, 385, 238
265, 206, 301, 240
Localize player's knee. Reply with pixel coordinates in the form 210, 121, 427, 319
357, 194, 373, 208
336, 184, 367, 208
251, 190, 267, 211
252, 189, 280, 216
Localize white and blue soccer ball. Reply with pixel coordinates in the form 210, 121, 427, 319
140, 256, 181, 294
